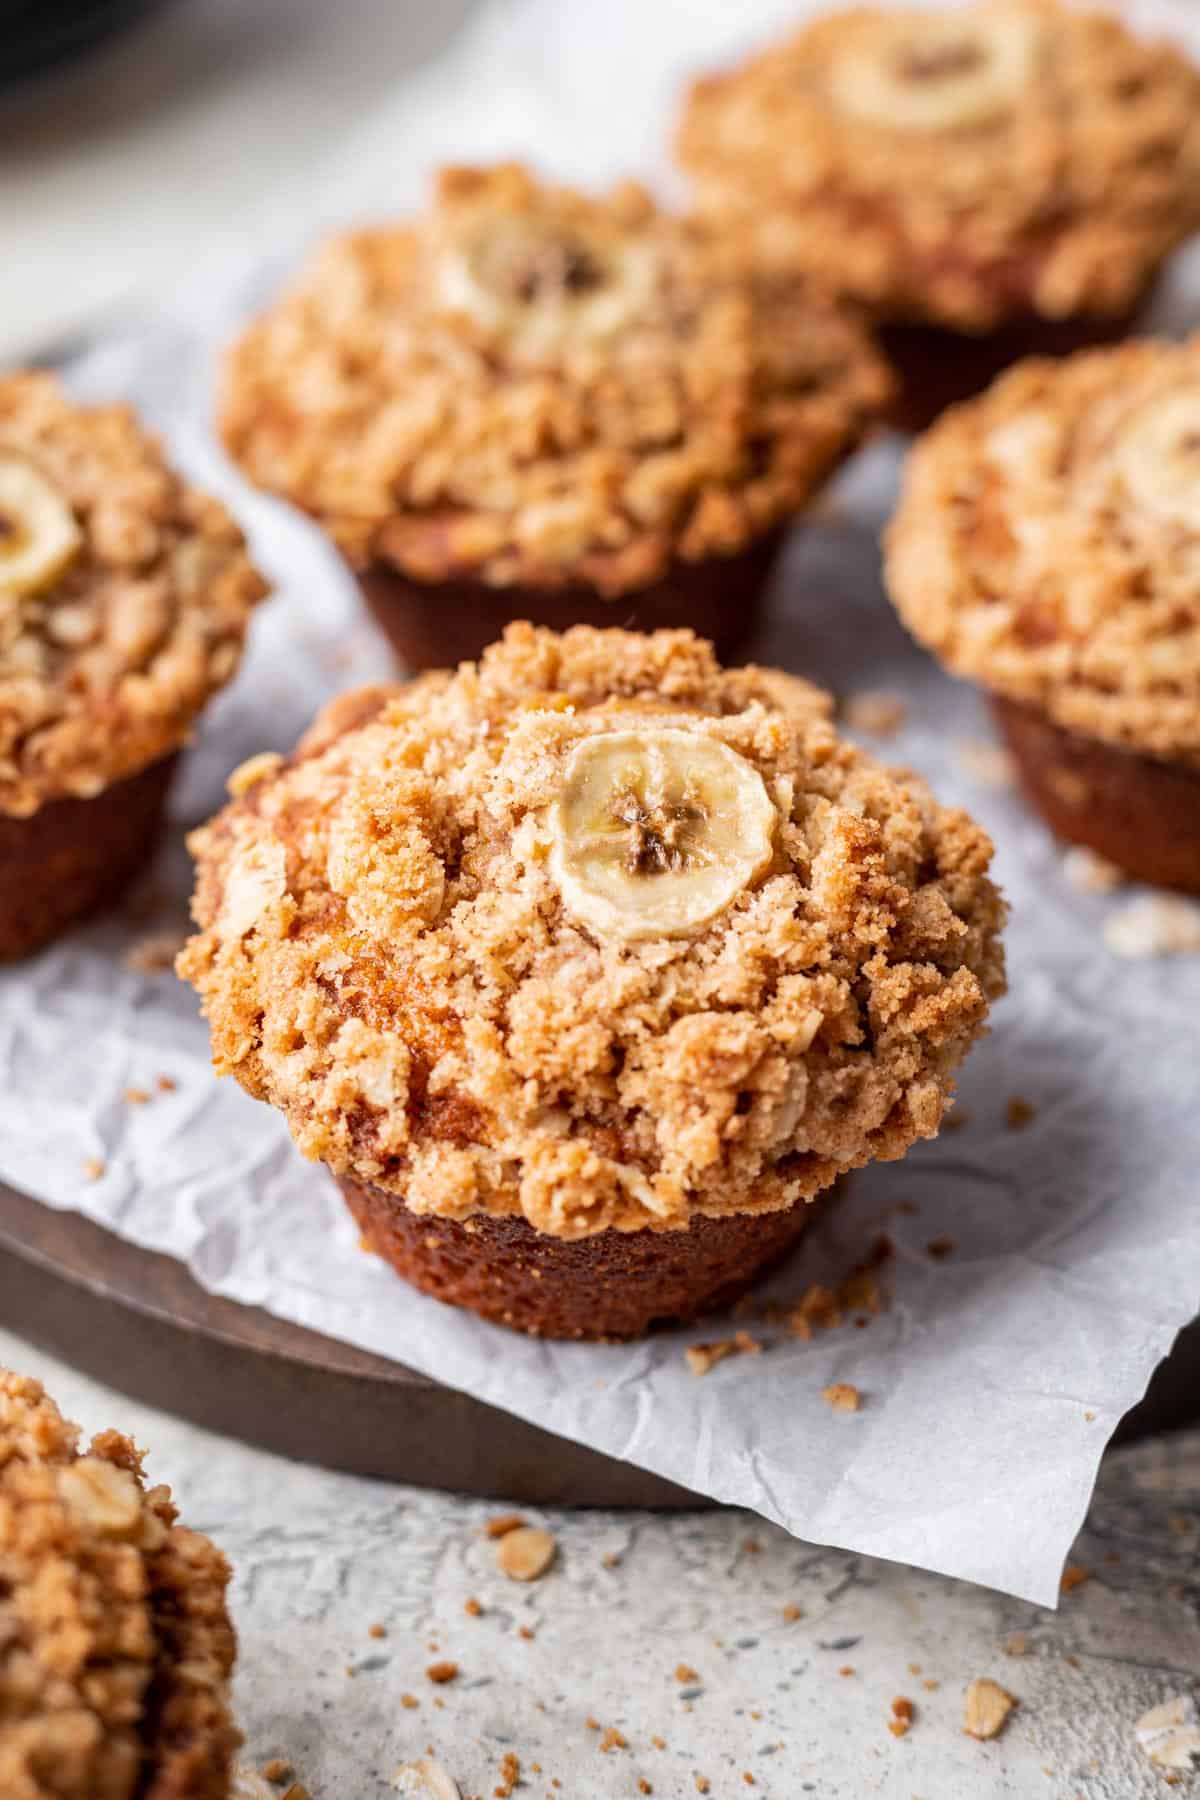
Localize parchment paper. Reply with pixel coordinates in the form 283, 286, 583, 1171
2, 0, 1199, 1606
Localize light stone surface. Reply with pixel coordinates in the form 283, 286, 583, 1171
1, 1324, 1196, 1800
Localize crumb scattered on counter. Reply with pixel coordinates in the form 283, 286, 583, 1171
493, 1751, 521, 1796
599, 1728, 628, 1752
1103, 894, 1200, 958
261, 1762, 292, 1785
486, 1513, 526, 1538
675, 1664, 699, 1683
823, 1383, 861, 1413
83, 1156, 105, 1180
1135, 1696, 1200, 1771
1062, 846, 1123, 895
1060, 1563, 1091, 1595
495, 1525, 557, 1582
368, 1622, 387, 1639
464, 1597, 483, 1618
1002, 1633, 1029, 1657
926, 1236, 956, 1260
123, 1086, 151, 1105
1005, 1096, 1036, 1130
781, 1603, 803, 1622
964, 1678, 1018, 1740
425, 1660, 459, 1684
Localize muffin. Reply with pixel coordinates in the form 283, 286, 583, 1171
677, 0, 1200, 431
218, 163, 891, 670
0, 373, 268, 960
178, 623, 1005, 1340
0, 1368, 238, 1800
886, 336, 1200, 893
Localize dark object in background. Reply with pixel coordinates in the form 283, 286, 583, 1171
0, 0, 168, 86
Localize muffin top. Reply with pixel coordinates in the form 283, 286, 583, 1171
886, 335, 1200, 766
179, 625, 1005, 1240
218, 163, 890, 593
0, 1369, 238, 1800
677, 0, 1200, 332
0, 374, 268, 819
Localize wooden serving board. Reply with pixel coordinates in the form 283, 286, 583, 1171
0, 1182, 1195, 1501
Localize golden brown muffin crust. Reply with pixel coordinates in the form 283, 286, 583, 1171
219, 163, 891, 593
0, 1371, 238, 1800
179, 625, 1005, 1239
0, 374, 268, 818
886, 335, 1200, 765
677, 0, 1200, 332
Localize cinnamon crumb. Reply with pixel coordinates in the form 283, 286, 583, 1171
838, 1666, 856, 1678
1002, 1633, 1029, 1657
599, 1728, 628, 1753
926, 1236, 956, 1260
742, 1537, 761, 1554
486, 1513, 526, 1538
262, 1761, 293, 1784
401, 1694, 420, 1709
1060, 1563, 1091, 1594
494, 1751, 521, 1797
675, 1664, 699, 1683
694, 1780, 710, 1794
83, 1156, 105, 1180
426, 1660, 459, 1684
892, 1697, 915, 1723
464, 1597, 483, 1618
586, 1718, 601, 1732
156, 1073, 177, 1092
1005, 1096, 1036, 1130
651, 1737, 666, 1751
781, 1603, 803, 1622
123, 1086, 151, 1106
822, 1383, 861, 1413
922, 1678, 941, 1692
518, 1625, 536, 1641
368, 1622, 387, 1639
964, 1677, 1018, 1740
638, 1782, 653, 1795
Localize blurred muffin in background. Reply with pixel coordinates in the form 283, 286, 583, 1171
219, 163, 891, 671
0, 1367, 238, 1800
677, 0, 1200, 430
886, 335, 1200, 893
178, 623, 1005, 1340
0, 373, 267, 959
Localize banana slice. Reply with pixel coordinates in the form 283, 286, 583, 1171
436, 219, 657, 354
547, 729, 777, 942
829, 11, 1038, 133
1108, 388, 1200, 529
0, 452, 83, 596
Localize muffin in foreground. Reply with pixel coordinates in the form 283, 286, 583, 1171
179, 624, 1005, 1340
677, 0, 1200, 431
0, 1368, 238, 1800
886, 336, 1200, 893
219, 163, 891, 670
0, 373, 267, 959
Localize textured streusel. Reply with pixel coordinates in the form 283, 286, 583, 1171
0, 1370, 238, 1800
886, 335, 1200, 765
677, 0, 1200, 332
179, 625, 1005, 1238
0, 374, 267, 818
219, 164, 891, 593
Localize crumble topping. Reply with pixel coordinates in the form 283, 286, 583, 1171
219, 164, 890, 593
886, 337, 1200, 764
179, 624, 1005, 1239
677, 0, 1200, 332
0, 374, 267, 818
0, 1370, 238, 1800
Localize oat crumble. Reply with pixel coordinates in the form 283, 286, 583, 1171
220, 164, 889, 595
0, 1368, 238, 1800
677, 0, 1200, 332
180, 624, 1005, 1240
888, 338, 1200, 764
0, 373, 266, 818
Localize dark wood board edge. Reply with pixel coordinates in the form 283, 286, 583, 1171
0, 1183, 701, 1507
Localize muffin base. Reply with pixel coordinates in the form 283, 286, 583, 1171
0, 753, 178, 961
881, 305, 1144, 436
991, 696, 1200, 895
339, 1174, 822, 1340
356, 532, 785, 672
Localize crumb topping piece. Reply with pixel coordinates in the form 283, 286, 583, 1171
964, 1676, 1018, 1740
677, 0, 1200, 331
0, 1369, 238, 1800
0, 374, 267, 817
179, 624, 1005, 1240
220, 164, 890, 593
887, 337, 1200, 765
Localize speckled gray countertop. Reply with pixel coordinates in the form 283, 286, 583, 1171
2, 1325, 1196, 1799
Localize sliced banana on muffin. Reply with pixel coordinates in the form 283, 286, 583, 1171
828, 7, 1039, 133
548, 729, 778, 942
0, 451, 84, 598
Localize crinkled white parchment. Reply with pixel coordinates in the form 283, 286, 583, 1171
1, 0, 1198, 1606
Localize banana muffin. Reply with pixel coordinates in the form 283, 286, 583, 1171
677, 0, 1200, 430
0, 1368, 238, 1800
218, 163, 891, 670
886, 336, 1200, 893
0, 373, 267, 959
179, 623, 1006, 1340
